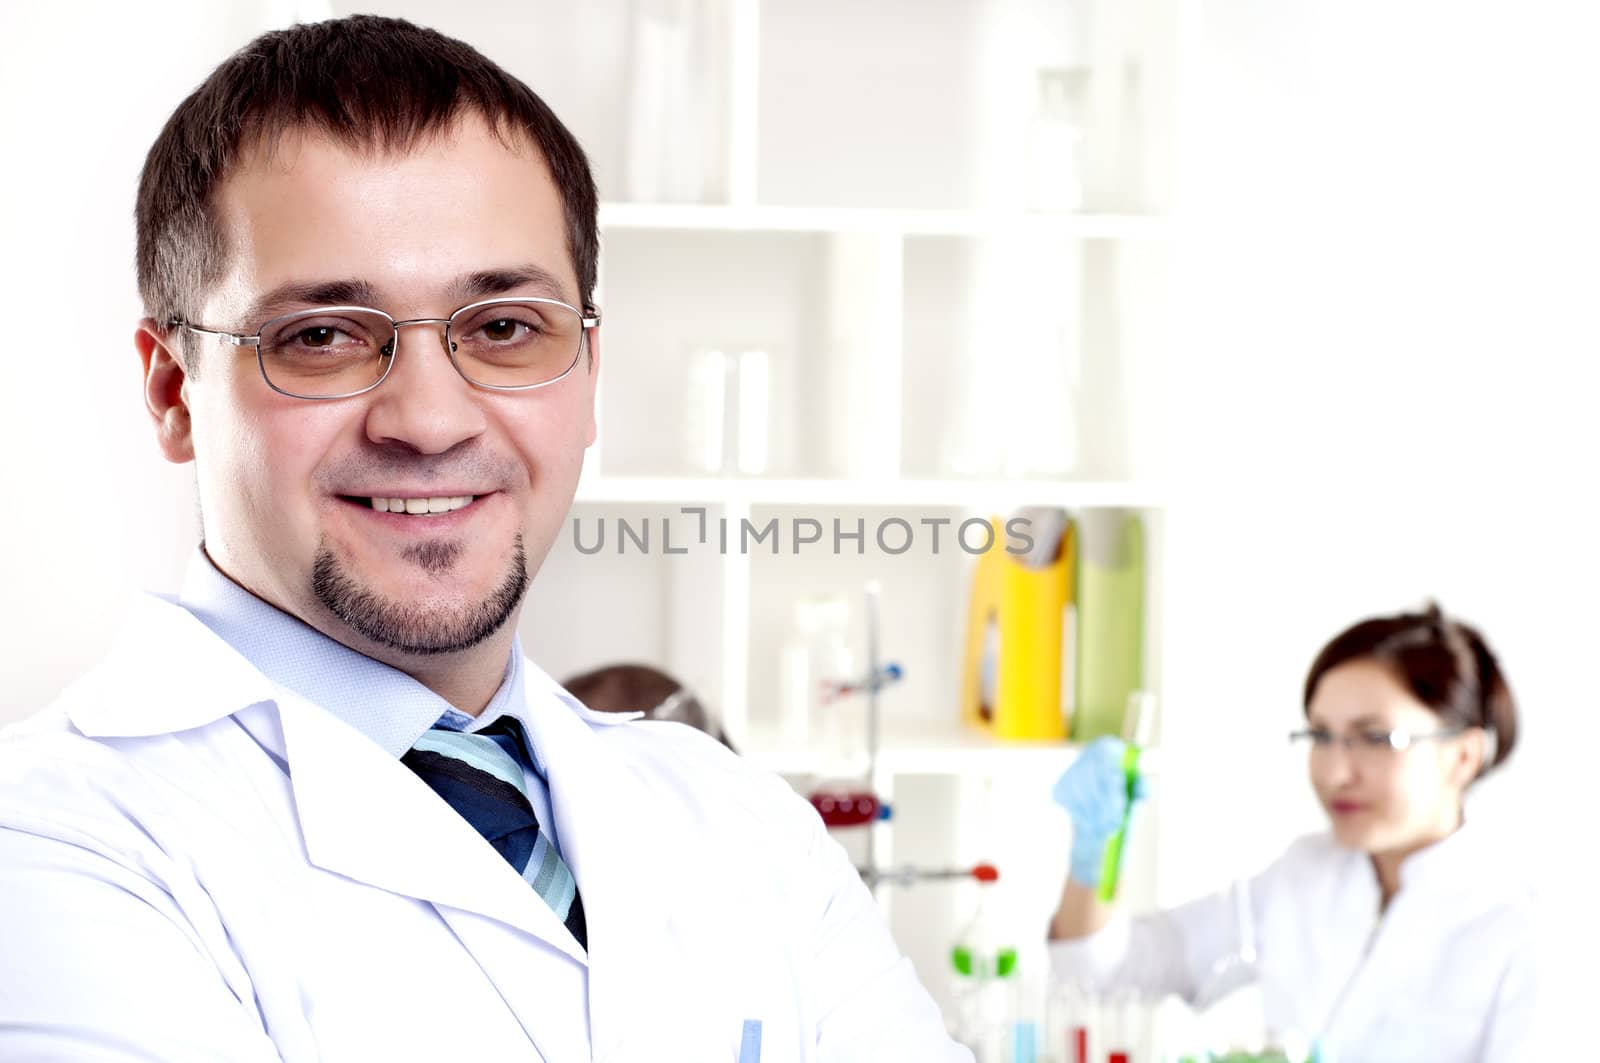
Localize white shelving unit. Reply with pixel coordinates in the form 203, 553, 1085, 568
349, 0, 1182, 1032
575, 474, 1164, 509
743, 716, 1087, 777
599, 202, 1169, 239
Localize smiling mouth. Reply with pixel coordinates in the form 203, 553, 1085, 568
346, 495, 480, 515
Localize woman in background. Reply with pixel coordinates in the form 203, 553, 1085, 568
1049, 604, 1534, 1061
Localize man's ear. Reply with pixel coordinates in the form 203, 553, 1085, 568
135, 319, 195, 464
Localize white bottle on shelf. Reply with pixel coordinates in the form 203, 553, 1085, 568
776, 595, 853, 754
624, 0, 717, 203
1026, 67, 1087, 212
684, 349, 729, 474
735, 349, 769, 476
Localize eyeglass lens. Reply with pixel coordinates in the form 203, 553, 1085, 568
1297, 729, 1400, 756
256, 301, 584, 397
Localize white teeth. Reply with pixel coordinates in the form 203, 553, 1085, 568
367, 495, 475, 515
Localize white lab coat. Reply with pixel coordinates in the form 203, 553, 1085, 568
0, 593, 969, 1063
1049, 826, 1536, 1062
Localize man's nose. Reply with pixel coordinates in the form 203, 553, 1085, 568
363, 321, 488, 454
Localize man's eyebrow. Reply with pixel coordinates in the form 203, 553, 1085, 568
241, 279, 382, 327
450, 265, 572, 305
237, 265, 574, 328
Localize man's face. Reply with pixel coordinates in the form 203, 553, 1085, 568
152, 116, 597, 661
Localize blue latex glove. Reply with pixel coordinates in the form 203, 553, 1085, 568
1051, 736, 1151, 886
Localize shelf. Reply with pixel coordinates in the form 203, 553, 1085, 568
573, 475, 1165, 509
599, 202, 1168, 240
741, 717, 1083, 777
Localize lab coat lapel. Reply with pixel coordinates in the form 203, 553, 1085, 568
272, 687, 587, 965
71, 594, 594, 1059
68, 595, 587, 964
518, 675, 716, 1059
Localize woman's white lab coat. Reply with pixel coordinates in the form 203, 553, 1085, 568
0, 594, 968, 1062
1049, 824, 1535, 1061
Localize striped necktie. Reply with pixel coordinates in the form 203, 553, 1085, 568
402, 716, 586, 949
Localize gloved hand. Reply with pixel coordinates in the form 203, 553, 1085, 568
1051, 735, 1150, 887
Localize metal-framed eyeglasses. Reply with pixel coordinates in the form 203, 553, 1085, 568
168, 297, 600, 400
1288, 724, 1466, 761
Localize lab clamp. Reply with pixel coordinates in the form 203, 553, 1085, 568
807, 582, 1000, 894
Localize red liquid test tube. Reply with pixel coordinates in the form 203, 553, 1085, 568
809, 790, 880, 828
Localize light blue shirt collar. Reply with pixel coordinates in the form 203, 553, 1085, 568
176, 548, 530, 767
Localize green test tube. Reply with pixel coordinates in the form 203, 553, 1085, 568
1095, 743, 1141, 902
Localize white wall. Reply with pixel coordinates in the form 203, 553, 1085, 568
0, 3, 305, 716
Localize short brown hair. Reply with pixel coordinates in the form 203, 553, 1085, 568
1303, 602, 1518, 777
135, 15, 599, 349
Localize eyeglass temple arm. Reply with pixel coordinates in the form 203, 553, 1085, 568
168, 320, 261, 348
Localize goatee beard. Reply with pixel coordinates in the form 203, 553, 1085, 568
310, 535, 528, 655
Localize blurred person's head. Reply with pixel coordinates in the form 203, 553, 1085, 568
1301, 604, 1515, 857
131, 17, 601, 692
564, 664, 735, 751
